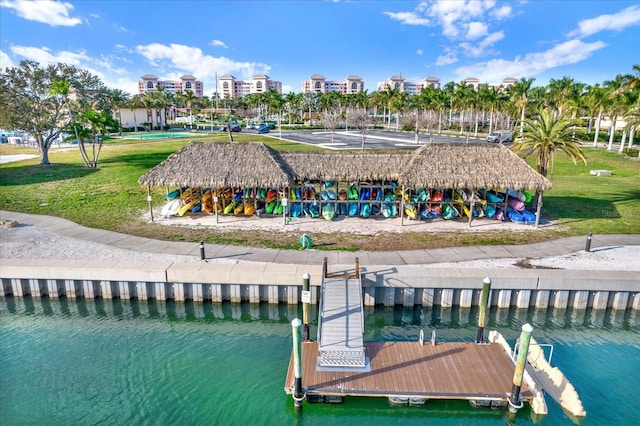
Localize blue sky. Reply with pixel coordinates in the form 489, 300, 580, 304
1, 0, 639, 96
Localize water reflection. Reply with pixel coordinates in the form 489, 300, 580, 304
1, 296, 637, 333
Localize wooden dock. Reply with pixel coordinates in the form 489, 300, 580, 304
285, 340, 532, 404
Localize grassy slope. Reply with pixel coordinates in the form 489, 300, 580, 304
1, 137, 638, 251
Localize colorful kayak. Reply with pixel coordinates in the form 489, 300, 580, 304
442, 204, 459, 220
322, 204, 335, 221
291, 202, 301, 217
520, 210, 536, 224
348, 202, 359, 217
360, 203, 371, 217
309, 201, 320, 217
507, 207, 525, 223
484, 204, 496, 218
508, 196, 525, 211
404, 204, 417, 220
161, 199, 181, 217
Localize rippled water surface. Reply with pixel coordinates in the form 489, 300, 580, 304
1, 297, 638, 426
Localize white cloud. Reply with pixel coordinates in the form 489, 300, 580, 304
460, 30, 504, 56
383, 11, 430, 26
135, 42, 270, 82
436, 47, 458, 66
10, 45, 89, 66
0, 50, 15, 69
568, 5, 640, 38
416, 49, 423, 56
211, 40, 228, 48
491, 4, 512, 20
0, 0, 82, 26
454, 39, 607, 81
466, 21, 488, 39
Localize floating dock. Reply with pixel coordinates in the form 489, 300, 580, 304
284, 340, 533, 407
284, 258, 587, 417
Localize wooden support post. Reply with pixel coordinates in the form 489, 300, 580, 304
291, 318, 304, 411
147, 185, 154, 222
302, 273, 311, 342
322, 257, 328, 279
509, 323, 533, 413
534, 191, 543, 228
468, 200, 474, 228
355, 257, 360, 279
214, 195, 219, 223
476, 277, 491, 344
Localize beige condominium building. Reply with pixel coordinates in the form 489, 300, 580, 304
301, 74, 365, 94
138, 74, 204, 97
377, 75, 518, 94
219, 74, 282, 98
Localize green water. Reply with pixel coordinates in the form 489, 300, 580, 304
1, 297, 638, 426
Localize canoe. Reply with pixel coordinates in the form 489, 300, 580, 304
442, 204, 459, 220
309, 201, 320, 218
177, 200, 196, 216
508, 196, 525, 211
322, 204, 335, 221
486, 190, 504, 203
507, 207, 525, 223
404, 204, 417, 220
291, 202, 301, 217
348, 187, 359, 200
348, 202, 359, 217
507, 189, 526, 202
520, 209, 536, 224
166, 188, 181, 200
360, 203, 371, 217
484, 204, 496, 218
266, 200, 276, 214
161, 199, 181, 217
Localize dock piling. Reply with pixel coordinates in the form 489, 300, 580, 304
291, 318, 304, 411
302, 273, 311, 341
476, 277, 491, 344
509, 323, 533, 413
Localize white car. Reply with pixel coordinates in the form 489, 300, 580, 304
487, 130, 512, 144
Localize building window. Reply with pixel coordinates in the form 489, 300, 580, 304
314, 81, 322, 91
351, 82, 357, 91
394, 82, 400, 90
256, 82, 263, 89
223, 82, 229, 90
185, 82, 192, 90
146, 81, 154, 89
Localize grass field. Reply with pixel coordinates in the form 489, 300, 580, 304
1, 134, 638, 251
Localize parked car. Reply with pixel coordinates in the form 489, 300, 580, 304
230, 124, 241, 132
256, 124, 270, 134
217, 125, 228, 132
486, 130, 512, 144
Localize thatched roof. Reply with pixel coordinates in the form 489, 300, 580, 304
138, 142, 294, 188
282, 151, 411, 182
397, 143, 552, 190
139, 142, 551, 191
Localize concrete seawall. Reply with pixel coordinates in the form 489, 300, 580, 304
1, 259, 638, 311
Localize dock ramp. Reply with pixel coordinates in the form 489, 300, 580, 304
317, 258, 366, 369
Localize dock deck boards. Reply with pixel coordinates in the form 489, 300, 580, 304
285, 341, 531, 401
319, 277, 363, 351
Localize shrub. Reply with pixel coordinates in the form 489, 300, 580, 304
622, 148, 639, 158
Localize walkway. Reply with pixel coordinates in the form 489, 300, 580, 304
3, 210, 640, 267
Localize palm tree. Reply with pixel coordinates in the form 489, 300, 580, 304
509, 77, 535, 134
107, 88, 130, 136
140, 92, 156, 131
583, 84, 606, 146
511, 108, 586, 177
129, 94, 141, 132
50, 79, 87, 164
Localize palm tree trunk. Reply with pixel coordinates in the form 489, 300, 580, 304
607, 119, 616, 150
519, 106, 525, 134
629, 128, 635, 148
618, 130, 627, 153
593, 111, 601, 146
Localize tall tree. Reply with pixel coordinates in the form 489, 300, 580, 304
509, 77, 535, 134
511, 109, 586, 177
107, 88, 130, 136
0, 60, 106, 165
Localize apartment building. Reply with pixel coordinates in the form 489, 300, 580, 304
463, 76, 518, 91
301, 74, 365, 94
138, 74, 204, 97
376, 75, 441, 94
219, 74, 282, 98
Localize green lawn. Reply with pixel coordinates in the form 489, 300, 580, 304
1, 138, 638, 250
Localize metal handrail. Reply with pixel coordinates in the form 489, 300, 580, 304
317, 274, 326, 346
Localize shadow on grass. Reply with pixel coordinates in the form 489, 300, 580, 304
0, 162, 97, 186
542, 190, 640, 222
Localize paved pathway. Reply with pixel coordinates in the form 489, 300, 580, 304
2, 210, 640, 266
